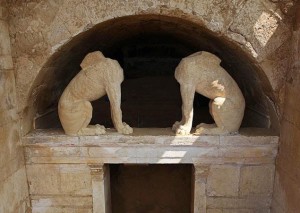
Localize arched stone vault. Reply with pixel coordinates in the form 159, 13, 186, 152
7, 0, 292, 134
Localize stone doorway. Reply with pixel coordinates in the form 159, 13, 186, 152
110, 164, 193, 213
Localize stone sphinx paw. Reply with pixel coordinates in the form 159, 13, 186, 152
195, 123, 216, 129
117, 122, 133, 135
172, 121, 182, 131
175, 125, 191, 135
94, 124, 106, 135
194, 126, 206, 135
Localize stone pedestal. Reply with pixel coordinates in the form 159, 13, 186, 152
23, 128, 278, 213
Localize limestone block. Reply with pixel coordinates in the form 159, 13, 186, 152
222, 209, 269, 213
229, 0, 291, 61
0, 20, 13, 69
207, 210, 270, 213
192, 0, 247, 33
193, 165, 209, 213
32, 207, 93, 213
239, 165, 275, 196
0, 167, 29, 213
59, 165, 92, 195
207, 165, 240, 196
0, 6, 8, 20
0, 55, 13, 70
0, 121, 20, 168
0, 20, 11, 55
207, 196, 272, 209
218, 147, 277, 158
27, 164, 61, 195
259, 39, 291, 94
27, 164, 92, 196
31, 196, 92, 208
0, 152, 24, 184
207, 209, 222, 213
0, 70, 17, 114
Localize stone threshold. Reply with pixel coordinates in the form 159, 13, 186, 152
23, 128, 279, 165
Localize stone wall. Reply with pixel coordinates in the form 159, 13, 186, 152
2, 0, 297, 212
23, 128, 278, 213
0, 2, 30, 213
6, 0, 291, 135
271, 2, 300, 212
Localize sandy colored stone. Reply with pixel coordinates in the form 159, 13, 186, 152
172, 51, 245, 135
207, 209, 222, 213
207, 196, 272, 209
58, 51, 133, 136
0, 20, 13, 69
0, 6, 8, 20
32, 207, 93, 213
26, 164, 61, 195
59, 165, 92, 195
0, 70, 16, 114
0, 121, 20, 170
240, 165, 275, 196
207, 165, 240, 197
0, 167, 30, 213
192, 0, 246, 32
229, 0, 291, 61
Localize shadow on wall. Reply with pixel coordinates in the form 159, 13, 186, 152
29, 14, 282, 132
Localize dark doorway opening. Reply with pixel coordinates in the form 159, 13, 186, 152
109, 164, 193, 213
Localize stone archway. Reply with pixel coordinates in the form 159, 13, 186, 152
8, 0, 291, 134
29, 14, 275, 131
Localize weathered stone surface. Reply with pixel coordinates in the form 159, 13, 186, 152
207, 209, 222, 213
229, 0, 291, 61
0, 20, 13, 69
208, 209, 270, 213
31, 196, 92, 207
0, 6, 8, 20
192, 0, 247, 33
240, 165, 275, 196
24, 128, 278, 165
32, 207, 93, 213
0, 167, 30, 213
0, 70, 17, 115
193, 165, 209, 212
27, 164, 61, 195
207, 196, 272, 209
0, 121, 21, 171
26, 164, 92, 196
207, 165, 240, 197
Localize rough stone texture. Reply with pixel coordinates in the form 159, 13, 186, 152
240, 165, 275, 196
5, 0, 290, 136
207, 165, 240, 197
229, 0, 291, 62
1, 0, 296, 212
0, 20, 13, 69
271, 4, 300, 212
208, 210, 270, 213
0, 5, 30, 212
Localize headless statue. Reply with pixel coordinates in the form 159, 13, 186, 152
58, 51, 133, 136
172, 51, 245, 135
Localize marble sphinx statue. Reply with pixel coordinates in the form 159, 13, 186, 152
172, 51, 245, 135
58, 51, 133, 136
